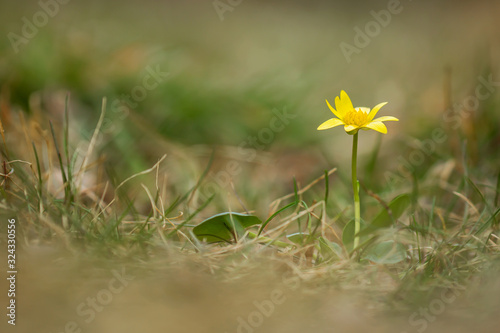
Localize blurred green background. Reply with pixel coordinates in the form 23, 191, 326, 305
1, 0, 499, 193
1, 2, 500, 332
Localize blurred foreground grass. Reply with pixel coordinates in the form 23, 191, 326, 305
1, 1, 500, 332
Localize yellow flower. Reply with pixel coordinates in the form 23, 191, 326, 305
317, 90, 398, 134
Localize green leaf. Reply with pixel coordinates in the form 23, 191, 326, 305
193, 213, 262, 243
358, 194, 411, 237
342, 218, 368, 252
372, 194, 411, 228
361, 240, 407, 264
317, 237, 343, 261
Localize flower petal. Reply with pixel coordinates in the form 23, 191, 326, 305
371, 116, 399, 122
344, 124, 358, 133
317, 118, 344, 130
356, 107, 370, 114
367, 102, 388, 121
325, 99, 344, 120
335, 90, 354, 117
363, 121, 387, 134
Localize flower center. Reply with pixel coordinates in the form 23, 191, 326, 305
344, 109, 368, 127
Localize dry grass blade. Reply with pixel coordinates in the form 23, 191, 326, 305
453, 191, 480, 216
92, 154, 167, 223
76, 97, 107, 192
269, 167, 337, 213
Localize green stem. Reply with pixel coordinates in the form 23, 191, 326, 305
352, 132, 361, 250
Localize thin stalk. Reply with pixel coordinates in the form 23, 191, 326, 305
352, 132, 361, 250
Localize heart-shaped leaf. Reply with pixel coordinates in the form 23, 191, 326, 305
361, 240, 407, 264
358, 194, 411, 237
193, 213, 262, 243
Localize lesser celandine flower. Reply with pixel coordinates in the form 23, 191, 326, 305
317, 90, 398, 134
318, 90, 398, 252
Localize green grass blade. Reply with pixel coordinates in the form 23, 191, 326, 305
63, 94, 72, 190
364, 134, 381, 188
258, 200, 297, 236
168, 194, 215, 237
164, 149, 214, 216
495, 169, 500, 208
32, 142, 43, 211
473, 207, 500, 236
50, 120, 73, 206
